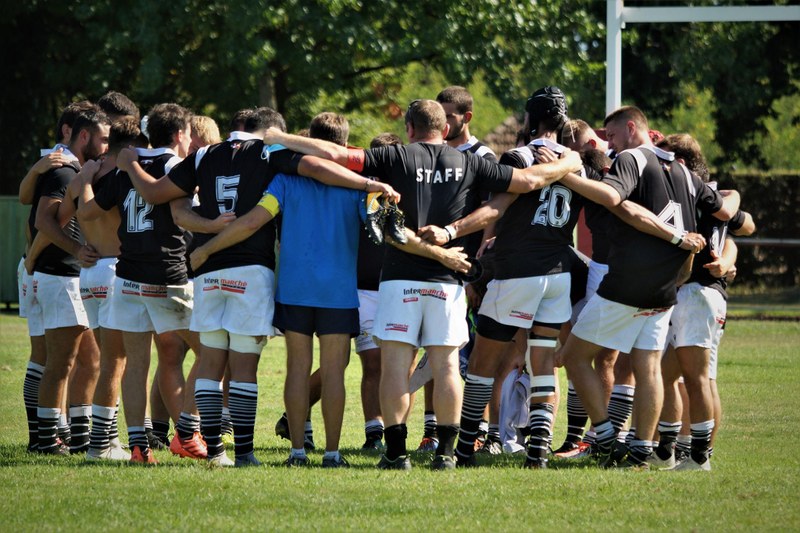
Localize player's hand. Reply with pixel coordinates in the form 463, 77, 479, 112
703, 249, 733, 278
190, 247, 209, 271
476, 236, 495, 259
263, 127, 283, 145
535, 146, 559, 164
78, 159, 102, 182
208, 212, 237, 233
438, 246, 470, 273
553, 346, 564, 368
77, 244, 100, 267
32, 148, 68, 174
679, 232, 706, 253
723, 264, 737, 283
370, 181, 400, 203
560, 148, 583, 173
417, 225, 449, 245
116, 148, 138, 173
24, 255, 35, 275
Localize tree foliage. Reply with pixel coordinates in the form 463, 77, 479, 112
1, 0, 796, 196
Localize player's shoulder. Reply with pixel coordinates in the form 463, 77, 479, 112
499, 145, 534, 168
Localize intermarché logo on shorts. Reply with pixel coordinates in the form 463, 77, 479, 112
403, 288, 447, 301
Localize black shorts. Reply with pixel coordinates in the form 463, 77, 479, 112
273, 302, 360, 337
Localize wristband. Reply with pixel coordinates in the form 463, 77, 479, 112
346, 148, 365, 173
671, 230, 687, 246
444, 225, 457, 242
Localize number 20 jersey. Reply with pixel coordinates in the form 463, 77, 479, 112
491, 143, 589, 279
94, 149, 187, 285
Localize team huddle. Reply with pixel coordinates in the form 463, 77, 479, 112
17, 86, 754, 470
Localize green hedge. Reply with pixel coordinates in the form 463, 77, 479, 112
715, 170, 799, 288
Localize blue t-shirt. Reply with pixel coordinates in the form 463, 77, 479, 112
266, 173, 366, 308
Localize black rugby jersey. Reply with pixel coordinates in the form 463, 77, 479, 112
457, 136, 498, 257
94, 149, 187, 285
167, 133, 301, 277
598, 146, 723, 309
356, 230, 383, 291
363, 143, 513, 283
686, 185, 747, 300
30, 163, 83, 277
491, 141, 587, 279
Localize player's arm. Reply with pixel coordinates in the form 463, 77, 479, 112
116, 148, 186, 205
24, 233, 52, 274
189, 195, 278, 271
76, 166, 110, 223
675, 253, 695, 286
728, 209, 756, 237
263, 128, 349, 164
506, 149, 583, 194
170, 197, 236, 234
386, 228, 470, 273
704, 236, 738, 279
712, 189, 740, 221
609, 200, 706, 253
19, 150, 69, 205
34, 194, 98, 266
559, 172, 623, 208
296, 155, 400, 202
417, 193, 518, 246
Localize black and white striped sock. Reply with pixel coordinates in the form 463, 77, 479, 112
690, 420, 714, 464
608, 384, 635, 434
23, 362, 44, 448
526, 403, 555, 462
565, 380, 588, 443
128, 425, 149, 451
221, 407, 233, 436
229, 381, 258, 458
628, 437, 654, 465
195, 379, 224, 458
656, 420, 682, 460
455, 374, 493, 460
37, 407, 60, 451
176, 412, 201, 439
109, 399, 120, 445
89, 404, 116, 452
68, 404, 92, 453
423, 411, 437, 439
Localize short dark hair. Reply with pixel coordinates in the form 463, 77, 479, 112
108, 115, 142, 153
69, 106, 111, 144
309, 112, 349, 146
405, 99, 446, 137
581, 149, 613, 176
436, 86, 473, 115
230, 109, 254, 132
146, 103, 192, 148
370, 132, 402, 148
97, 91, 140, 121
55, 100, 94, 143
244, 107, 286, 133
658, 133, 710, 181
604, 105, 649, 132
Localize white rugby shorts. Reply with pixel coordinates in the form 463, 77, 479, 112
479, 273, 571, 328
105, 277, 192, 334
33, 272, 89, 330
20, 259, 45, 336
572, 260, 609, 324
669, 283, 726, 350
80, 258, 117, 330
572, 294, 673, 353
354, 289, 379, 353
373, 280, 467, 348
190, 265, 275, 336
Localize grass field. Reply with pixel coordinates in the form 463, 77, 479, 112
0, 312, 798, 531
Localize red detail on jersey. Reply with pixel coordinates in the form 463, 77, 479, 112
403, 297, 419, 303
633, 307, 671, 318
346, 149, 365, 173
510, 310, 534, 321
385, 323, 409, 333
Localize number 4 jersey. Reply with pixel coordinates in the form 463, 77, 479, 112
491, 140, 591, 279
598, 145, 723, 309
94, 148, 187, 285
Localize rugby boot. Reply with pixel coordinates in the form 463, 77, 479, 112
364, 192, 386, 245
384, 202, 407, 244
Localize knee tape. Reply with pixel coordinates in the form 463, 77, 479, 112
229, 333, 267, 354
529, 374, 557, 399
200, 329, 228, 350
526, 335, 558, 373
